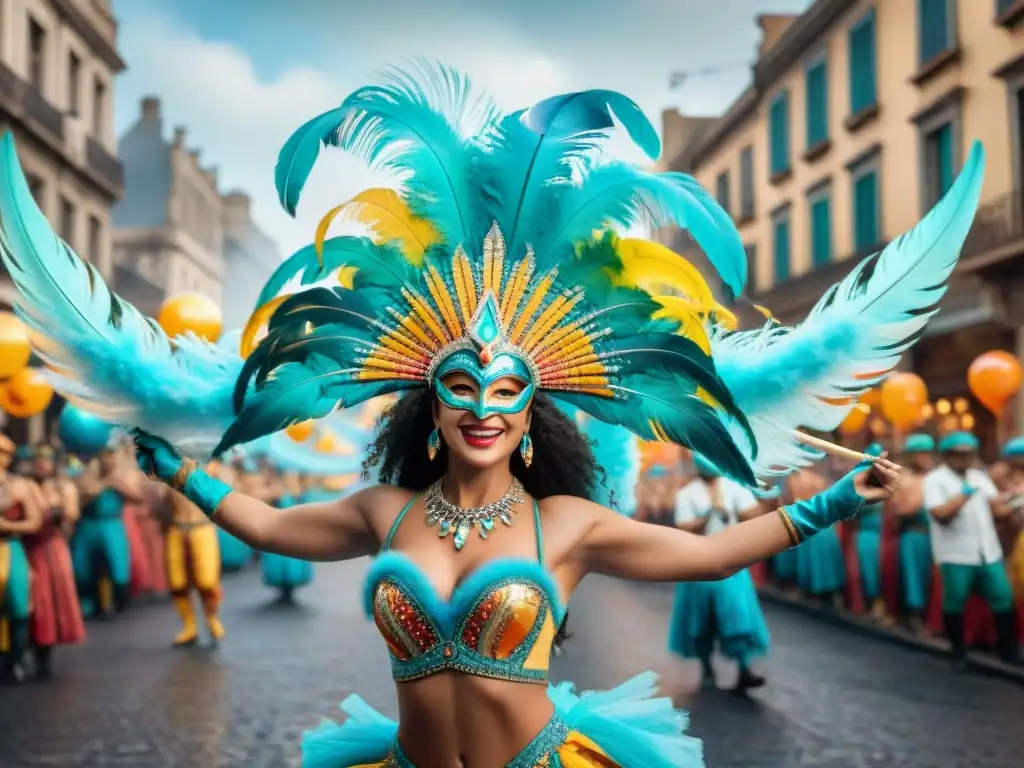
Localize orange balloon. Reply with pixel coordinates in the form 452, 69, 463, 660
0, 367, 53, 418
315, 430, 337, 453
285, 420, 314, 443
158, 292, 223, 343
838, 403, 869, 436
880, 373, 929, 430
860, 388, 882, 410
968, 350, 1022, 416
0, 311, 31, 379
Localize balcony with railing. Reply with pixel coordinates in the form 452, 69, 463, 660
86, 136, 124, 194
960, 190, 1024, 271
0, 61, 64, 148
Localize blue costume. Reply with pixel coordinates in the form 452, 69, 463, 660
0, 60, 988, 763
260, 493, 314, 599
855, 443, 885, 614
72, 486, 131, 616
898, 434, 934, 617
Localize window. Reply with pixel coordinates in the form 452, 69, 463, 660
715, 171, 731, 215
67, 52, 81, 115
918, 0, 954, 65
808, 186, 833, 267
739, 146, 754, 219
88, 215, 102, 264
852, 169, 880, 253
805, 56, 829, 148
924, 122, 955, 207
744, 243, 758, 291
59, 196, 75, 246
769, 90, 790, 177
848, 10, 877, 115
92, 77, 106, 137
999, 0, 1016, 11
772, 208, 791, 283
26, 174, 44, 207
28, 17, 46, 91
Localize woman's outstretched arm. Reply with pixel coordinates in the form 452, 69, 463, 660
575, 459, 900, 583
132, 430, 378, 561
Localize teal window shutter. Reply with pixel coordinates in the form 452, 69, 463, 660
935, 123, 954, 196
810, 194, 832, 266
740, 146, 754, 218
773, 216, 791, 282
919, 0, 952, 64
805, 59, 828, 147
716, 171, 731, 215
853, 170, 879, 252
848, 10, 877, 115
769, 91, 790, 176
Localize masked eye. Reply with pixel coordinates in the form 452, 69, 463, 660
449, 384, 474, 396
495, 389, 519, 399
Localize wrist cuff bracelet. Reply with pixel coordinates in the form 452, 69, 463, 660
169, 458, 197, 494
776, 507, 802, 547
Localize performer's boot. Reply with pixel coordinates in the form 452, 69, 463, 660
172, 595, 198, 647
994, 611, 1022, 666
200, 589, 225, 646
279, 585, 295, 604
113, 583, 131, 613
734, 654, 765, 694
33, 646, 53, 681
1, 619, 28, 685
698, 654, 716, 689
943, 612, 967, 671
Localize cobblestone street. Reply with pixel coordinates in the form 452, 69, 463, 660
1, 559, 1021, 767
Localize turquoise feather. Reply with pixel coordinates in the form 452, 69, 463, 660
275, 107, 350, 216
560, 406, 641, 515
0, 133, 242, 457
711, 140, 986, 475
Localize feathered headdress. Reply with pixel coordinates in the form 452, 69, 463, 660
0, 63, 986, 487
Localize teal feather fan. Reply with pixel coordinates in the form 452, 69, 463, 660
559, 405, 641, 515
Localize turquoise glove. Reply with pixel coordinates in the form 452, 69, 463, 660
781, 462, 870, 543
131, 429, 232, 518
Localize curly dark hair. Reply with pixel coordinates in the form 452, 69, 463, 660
362, 390, 599, 650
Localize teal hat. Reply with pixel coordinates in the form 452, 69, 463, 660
864, 442, 884, 457
903, 433, 936, 454
1001, 436, 1024, 459
14, 445, 32, 460
647, 465, 667, 478
693, 454, 721, 478
937, 431, 979, 453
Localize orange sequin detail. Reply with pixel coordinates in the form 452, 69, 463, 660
372, 582, 438, 660
462, 584, 543, 659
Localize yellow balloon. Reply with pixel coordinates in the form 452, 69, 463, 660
286, 420, 314, 443
0, 367, 53, 417
158, 292, 223, 343
0, 311, 31, 379
315, 430, 337, 453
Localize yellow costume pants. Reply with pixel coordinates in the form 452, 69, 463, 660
166, 524, 221, 607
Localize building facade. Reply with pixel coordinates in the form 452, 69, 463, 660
0, 0, 125, 444
112, 96, 225, 318
221, 190, 281, 331
662, 0, 1024, 448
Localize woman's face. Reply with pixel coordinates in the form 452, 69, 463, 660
434, 371, 532, 470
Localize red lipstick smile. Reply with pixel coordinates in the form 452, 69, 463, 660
458, 425, 505, 448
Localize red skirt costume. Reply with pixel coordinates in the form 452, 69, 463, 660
24, 513, 85, 647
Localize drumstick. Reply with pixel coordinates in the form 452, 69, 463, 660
793, 430, 880, 463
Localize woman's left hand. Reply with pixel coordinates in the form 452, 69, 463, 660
853, 454, 902, 503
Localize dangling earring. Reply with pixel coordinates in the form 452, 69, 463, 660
519, 432, 534, 468
427, 428, 441, 461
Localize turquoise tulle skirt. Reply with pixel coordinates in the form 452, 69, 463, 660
217, 528, 253, 571
667, 569, 770, 660
261, 552, 314, 589
773, 548, 798, 581
795, 528, 846, 595
302, 671, 704, 767
900, 530, 932, 611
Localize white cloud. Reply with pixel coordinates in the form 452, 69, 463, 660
116, 14, 654, 260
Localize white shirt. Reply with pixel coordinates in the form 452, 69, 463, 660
674, 477, 758, 535
922, 465, 1003, 565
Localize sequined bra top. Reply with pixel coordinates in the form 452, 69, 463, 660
364, 494, 565, 685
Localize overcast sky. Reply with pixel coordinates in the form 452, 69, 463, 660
112, 0, 811, 256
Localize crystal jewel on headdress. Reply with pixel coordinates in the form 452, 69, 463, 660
469, 292, 502, 364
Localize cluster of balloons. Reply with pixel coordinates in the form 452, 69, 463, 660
0, 310, 53, 418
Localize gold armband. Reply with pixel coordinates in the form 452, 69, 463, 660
775, 507, 802, 548
169, 458, 198, 495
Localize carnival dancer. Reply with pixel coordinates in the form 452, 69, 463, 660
261, 471, 314, 603
165, 459, 227, 647
854, 443, 891, 624
0, 65, 983, 766
669, 454, 768, 692
924, 431, 1021, 667
24, 445, 85, 679
0, 434, 43, 684
73, 445, 144, 616
217, 456, 257, 572
891, 433, 936, 632
790, 465, 846, 606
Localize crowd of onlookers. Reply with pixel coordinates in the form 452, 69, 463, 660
635, 435, 1024, 664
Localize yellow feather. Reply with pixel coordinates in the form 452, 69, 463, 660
239, 294, 288, 359
337, 266, 357, 289
712, 302, 739, 331
753, 303, 778, 323
650, 295, 711, 354
314, 188, 439, 265
615, 238, 717, 310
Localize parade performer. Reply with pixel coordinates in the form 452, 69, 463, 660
854, 443, 890, 623
670, 454, 768, 692
72, 446, 143, 616
24, 445, 85, 679
892, 433, 936, 632
0, 64, 983, 765
261, 471, 315, 602
0, 435, 43, 684
165, 460, 227, 647
218, 457, 257, 571
789, 466, 846, 606
924, 431, 1021, 667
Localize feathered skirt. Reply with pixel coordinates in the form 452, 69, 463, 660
301, 672, 703, 767
667, 569, 770, 660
